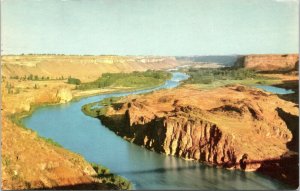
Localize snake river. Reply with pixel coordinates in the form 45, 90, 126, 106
22, 72, 289, 190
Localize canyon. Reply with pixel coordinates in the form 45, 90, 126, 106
1, 53, 299, 189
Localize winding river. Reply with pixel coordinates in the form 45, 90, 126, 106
22, 72, 290, 190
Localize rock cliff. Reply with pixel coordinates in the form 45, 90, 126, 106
56, 88, 73, 103
97, 86, 299, 186
235, 54, 299, 72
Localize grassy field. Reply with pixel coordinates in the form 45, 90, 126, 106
81, 97, 122, 117
184, 67, 282, 89
76, 70, 171, 90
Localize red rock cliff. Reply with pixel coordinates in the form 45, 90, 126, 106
235, 54, 299, 72
100, 87, 298, 171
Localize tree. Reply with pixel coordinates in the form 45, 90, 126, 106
6, 82, 12, 94
28, 74, 33, 80
67, 77, 81, 85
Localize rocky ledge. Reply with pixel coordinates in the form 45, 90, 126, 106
96, 86, 299, 187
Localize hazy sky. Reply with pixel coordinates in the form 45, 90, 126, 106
1, 0, 299, 56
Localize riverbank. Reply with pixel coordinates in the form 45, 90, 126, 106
2, 66, 177, 189
72, 77, 171, 101
2, 77, 155, 189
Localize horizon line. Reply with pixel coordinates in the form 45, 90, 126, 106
1, 53, 299, 57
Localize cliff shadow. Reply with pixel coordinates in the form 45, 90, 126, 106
222, 156, 298, 189
117, 165, 198, 176
276, 107, 299, 152
32, 182, 119, 190
97, 113, 131, 136
96, 112, 166, 152
256, 152, 299, 189
275, 80, 299, 105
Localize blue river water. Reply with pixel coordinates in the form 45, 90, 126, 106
254, 85, 295, 95
22, 72, 290, 190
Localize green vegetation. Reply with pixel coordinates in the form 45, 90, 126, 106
10, 74, 55, 81
2, 156, 11, 167
9, 111, 62, 148
67, 77, 81, 85
77, 70, 171, 90
99, 97, 122, 106
10, 112, 62, 148
81, 97, 122, 117
5, 82, 14, 94
187, 68, 259, 83
185, 68, 281, 88
42, 138, 62, 147
8, 102, 64, 148
91, 163, 132, 190
10, 76, 19, 79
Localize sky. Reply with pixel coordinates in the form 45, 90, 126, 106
1, 0, 299, 56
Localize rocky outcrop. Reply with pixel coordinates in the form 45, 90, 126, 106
235, 54, 299, 72
56, 88, 72, 103
96, 86, 299, 186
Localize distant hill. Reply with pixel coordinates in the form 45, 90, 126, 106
176, 55, 241, 66
1, 55, 182, 82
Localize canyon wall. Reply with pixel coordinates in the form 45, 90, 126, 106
97, 86, 299, 186
235, 54, 299, 72
1, 55, 179, 82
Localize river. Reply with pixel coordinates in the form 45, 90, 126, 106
22, 72, 289, 190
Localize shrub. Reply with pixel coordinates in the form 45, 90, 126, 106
43, 137, 62, 147
67, 77, 81, 85
10, 76, 19, 79
90, 163, 131, 190
15, 88, 21, 94
27, 74, 33, 80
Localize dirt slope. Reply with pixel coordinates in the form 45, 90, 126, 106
1, 77, 123, 189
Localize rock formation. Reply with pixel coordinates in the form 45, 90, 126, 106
97, 86, 299, 186
235, 54, 299, 72
56, 88, 73, 103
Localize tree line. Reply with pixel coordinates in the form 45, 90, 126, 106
186, 68, 260, 84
